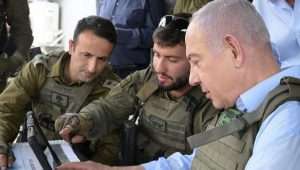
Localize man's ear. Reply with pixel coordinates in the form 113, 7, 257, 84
68, 40, 75, 53
223, 34, 244, 68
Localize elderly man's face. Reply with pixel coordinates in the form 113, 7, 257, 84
185, 23, 237, 109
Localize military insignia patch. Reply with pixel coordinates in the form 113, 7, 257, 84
51, 92, 68, 107
149, 115, 166, 131
217, 108, 243, 127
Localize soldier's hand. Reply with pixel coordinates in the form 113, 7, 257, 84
59, 127, 85, 144
55, 113, 90, 144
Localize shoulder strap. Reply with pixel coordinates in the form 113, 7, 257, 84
136, 75, 158, 103
136, 66, 158, 102
130, 72, 158, 121
188, 76, 300, 149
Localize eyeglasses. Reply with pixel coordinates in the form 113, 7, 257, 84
158, 15, 189, 32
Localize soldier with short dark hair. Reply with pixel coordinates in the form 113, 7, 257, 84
0, 0, 33, 92
0, 16, 120, 168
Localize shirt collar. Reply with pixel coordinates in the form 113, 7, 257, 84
47, 52, 79, 85
236, 66, 300, 112
48, 52, 69, 77
269, 0, 294, 10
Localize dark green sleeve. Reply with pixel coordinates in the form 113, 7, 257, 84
6, 0, 33, 55
79, 69, 149, 139
0, 61, 46, 144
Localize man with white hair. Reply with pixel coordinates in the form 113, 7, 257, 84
57, 0, 300, 169
186, 0, 300, 169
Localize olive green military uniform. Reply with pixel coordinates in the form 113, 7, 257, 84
78, 67, 219, 164
190, 77, 300, 170
0, 0, 33, 92
0, 51, 120, 164
173, 0, 212, 14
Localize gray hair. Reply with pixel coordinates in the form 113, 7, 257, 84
191, 0, 270, 53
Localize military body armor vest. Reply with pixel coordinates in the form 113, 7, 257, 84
191, 112, 256, 170
31, 53, 98, 139
32, 78, 96, 139
190, 77, 300, 170
135, 75, 206, 163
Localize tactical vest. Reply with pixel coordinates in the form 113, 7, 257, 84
134, 74, 210, 163
190, 76, 300, 170
31, 53, 103, 140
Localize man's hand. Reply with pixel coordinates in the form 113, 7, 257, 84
56, 161, 111, 170
59, 126, 86, 144
55, 113, 92, 144
56, 161, 145, 170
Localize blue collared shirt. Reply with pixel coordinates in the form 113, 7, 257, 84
253, 0, 300, 69
143, 66, 300, 170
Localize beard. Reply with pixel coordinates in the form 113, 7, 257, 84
157, 73, 189, 91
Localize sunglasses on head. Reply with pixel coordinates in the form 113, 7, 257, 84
158, 15, 189, 32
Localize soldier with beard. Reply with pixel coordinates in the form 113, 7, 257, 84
55, 13, 219, 165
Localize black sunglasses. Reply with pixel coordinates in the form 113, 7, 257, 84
158, 15, 189, 32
